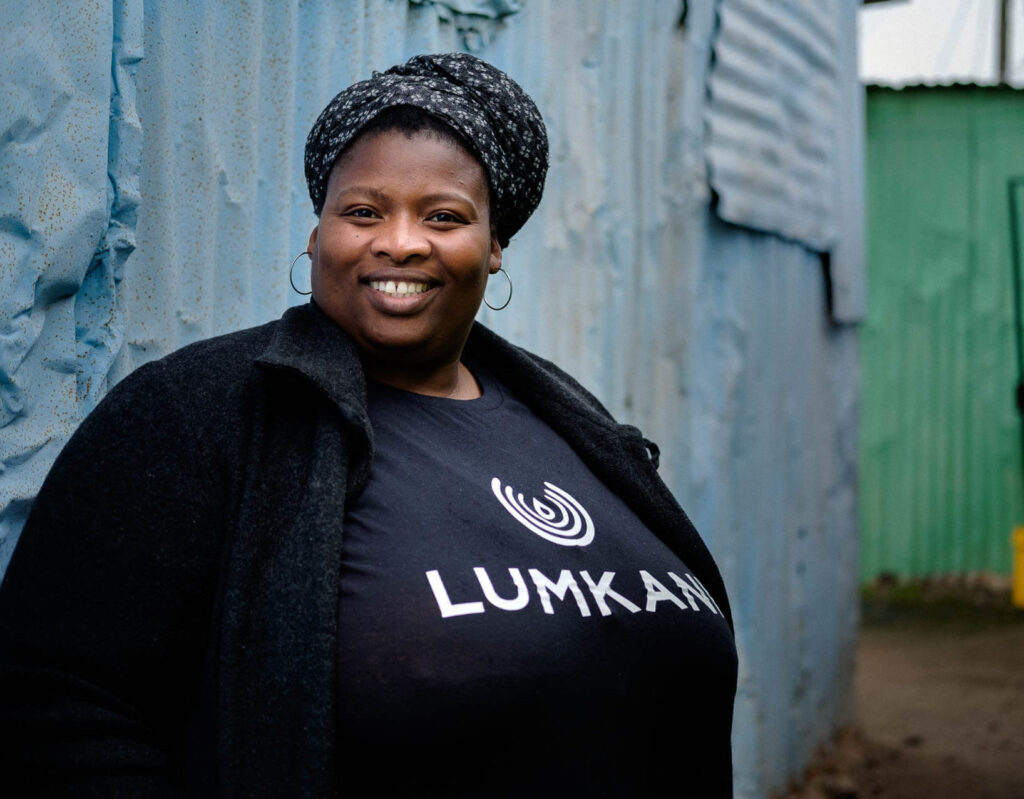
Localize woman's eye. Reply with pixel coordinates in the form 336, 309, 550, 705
347, 208, 377, 219
429, 211, 461, 224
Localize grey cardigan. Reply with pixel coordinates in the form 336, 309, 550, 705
0, 302, 733, 797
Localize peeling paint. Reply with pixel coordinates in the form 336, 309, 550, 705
409, 0, 520, 51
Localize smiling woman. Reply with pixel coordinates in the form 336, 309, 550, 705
309, 121, 501, 397
0, 53, 737, 797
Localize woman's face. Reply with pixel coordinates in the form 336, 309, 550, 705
308, 129, 501, 370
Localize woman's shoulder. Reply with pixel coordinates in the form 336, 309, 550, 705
101, 303, 364, 438
95, 319, 272, 418
73, 317, 290, 461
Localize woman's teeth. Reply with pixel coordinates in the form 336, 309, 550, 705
370, 280, 431, 297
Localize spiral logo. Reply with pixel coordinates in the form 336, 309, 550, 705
490, 477, 595, 547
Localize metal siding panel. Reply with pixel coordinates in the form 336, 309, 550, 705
703, 0, 867, 323
829, 0, 866, 323
861, 86, 1024, 580
687, 215, 859, 798
704, 0, 840, 251
0, 0, 141, 566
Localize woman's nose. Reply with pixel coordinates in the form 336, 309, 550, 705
372, 215, 431, 262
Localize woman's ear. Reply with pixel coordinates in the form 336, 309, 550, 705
489, 230, 502, 274
307, 227, 319, 254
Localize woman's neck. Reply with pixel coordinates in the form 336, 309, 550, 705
364, 358, 482, 399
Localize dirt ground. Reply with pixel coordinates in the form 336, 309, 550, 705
781, 585, 1024, 799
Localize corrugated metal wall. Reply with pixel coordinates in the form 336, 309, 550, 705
1, 1, 863, 796
705, 0, 865, 322
687, 211, 860, 798
1, 0, 142, 556
697, 2, 861, 793
861, 86, 1024, 580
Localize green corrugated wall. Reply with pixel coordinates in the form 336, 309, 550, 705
861, 86, 1024, 580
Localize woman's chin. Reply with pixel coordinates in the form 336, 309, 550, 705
358, 325, 450, 365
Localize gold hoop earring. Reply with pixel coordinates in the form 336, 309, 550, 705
289, 251, 313, 295
484, 266, 512, 311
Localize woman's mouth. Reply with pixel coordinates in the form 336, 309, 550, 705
369, 280, 432, 298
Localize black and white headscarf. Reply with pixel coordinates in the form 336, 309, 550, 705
304, 53, 548, 247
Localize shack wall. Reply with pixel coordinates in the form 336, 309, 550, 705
0, 2, 863, 795
861, 86, 1024, 580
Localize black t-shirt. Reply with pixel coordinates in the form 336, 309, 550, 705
336, 367, 737, 797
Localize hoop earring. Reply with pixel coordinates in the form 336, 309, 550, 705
289, 251, 313, 295
484, 266, 513, 311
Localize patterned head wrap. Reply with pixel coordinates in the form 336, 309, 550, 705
304, 53, 548, 247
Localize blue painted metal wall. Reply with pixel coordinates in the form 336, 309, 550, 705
1, 0, 143, 557
705, 0, 865, 322
0, 1, 862, 796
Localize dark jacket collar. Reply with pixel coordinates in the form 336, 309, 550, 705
255, 301, 618, 437
255, 302, 371, 433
